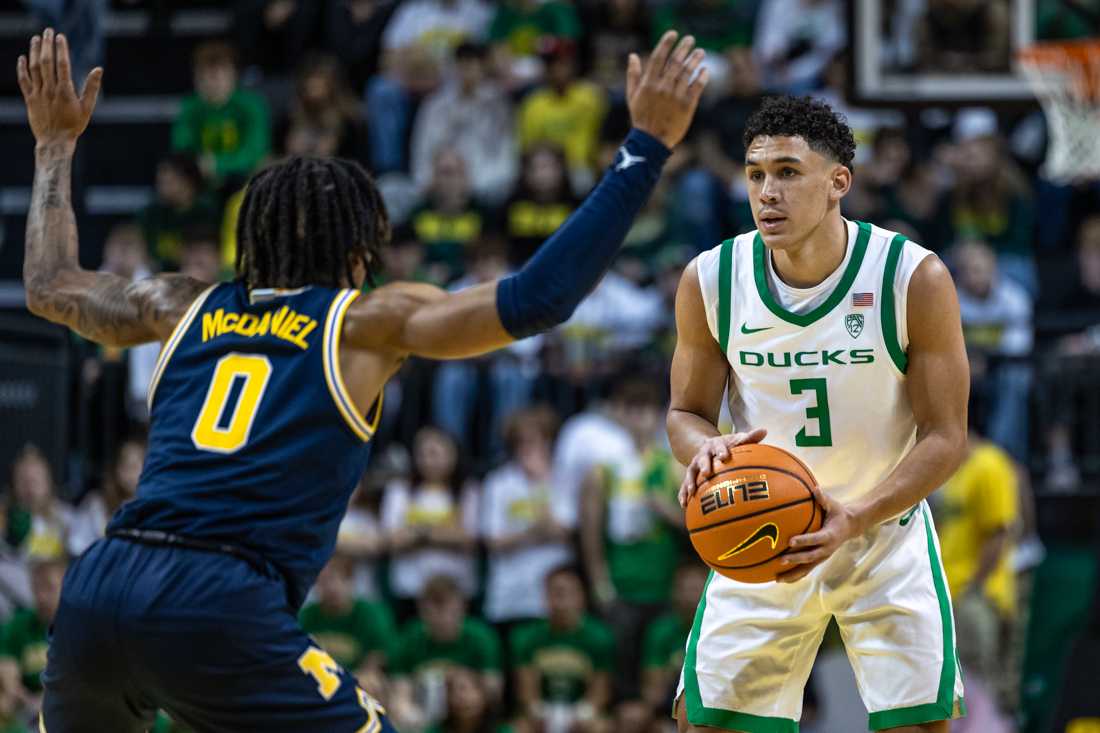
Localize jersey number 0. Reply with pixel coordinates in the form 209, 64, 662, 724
191, 353, 273, 453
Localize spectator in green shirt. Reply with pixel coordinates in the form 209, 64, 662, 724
0, 555, 66, 720
511, 565, 613, 731
488, 0, 580, 88
641, 563, 708, 712
580, 376, 685, 695
489, 0, 579, 56
172, 41, 271, 187
390, 575, 502, 720
299, 554, 395, 681
652, 0, 757, 52
137, 154, 221, 271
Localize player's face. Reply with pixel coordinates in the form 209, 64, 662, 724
744, 135, 850, 252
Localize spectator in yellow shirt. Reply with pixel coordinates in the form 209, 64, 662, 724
937, 433, 1018, 615
517, 39, 606, 194
934, 429, 1019, 717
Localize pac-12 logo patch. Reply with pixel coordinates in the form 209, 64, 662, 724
845, 313, 864, 339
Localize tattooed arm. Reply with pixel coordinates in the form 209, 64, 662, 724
19, 29, 206, 347
24, 141, 207, 345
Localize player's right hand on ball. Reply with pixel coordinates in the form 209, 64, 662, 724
678, 428, 767, 508
627, 30, 709, 150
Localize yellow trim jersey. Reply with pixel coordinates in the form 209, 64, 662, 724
111, 282, 381, 608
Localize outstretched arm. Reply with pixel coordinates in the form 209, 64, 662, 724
19, 29, 207, 346
347, 31, 709, 360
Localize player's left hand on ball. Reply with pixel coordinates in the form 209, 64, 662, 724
776, 484, 863, 584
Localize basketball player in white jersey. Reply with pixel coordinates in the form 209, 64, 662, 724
669, 96, 970, 733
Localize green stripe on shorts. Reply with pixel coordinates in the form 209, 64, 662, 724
684, 572, 799, 733
867, 506, 965, 730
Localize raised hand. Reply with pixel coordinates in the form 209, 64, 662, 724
626, 31, 710, 150
677, 428, 767, 508
17, 28, 103, 145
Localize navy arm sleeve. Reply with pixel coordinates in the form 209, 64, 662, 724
495, 128, 671, 339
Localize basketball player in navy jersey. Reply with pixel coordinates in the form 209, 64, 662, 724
17, 28, 708, 732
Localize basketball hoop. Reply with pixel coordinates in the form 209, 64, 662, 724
1018, 39, 1100, 183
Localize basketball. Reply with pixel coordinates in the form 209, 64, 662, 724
685, 443, 824, 583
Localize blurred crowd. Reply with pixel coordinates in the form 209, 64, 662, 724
7, 0, 1100, 732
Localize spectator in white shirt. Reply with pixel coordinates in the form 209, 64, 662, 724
550, 402, 634, 532
411, 42, 517, 205
68, 434, 145, 557
381, 426, 480, 610
480, 406, 572, 624
367, 0, 493, 173
954, 239, 1033, 462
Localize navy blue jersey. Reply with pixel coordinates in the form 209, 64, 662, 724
109, 282, 379, 607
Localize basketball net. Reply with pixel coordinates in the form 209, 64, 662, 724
1019, 39, 1100, 183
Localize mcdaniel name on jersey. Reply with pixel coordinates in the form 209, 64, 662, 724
201, 306, 319, 350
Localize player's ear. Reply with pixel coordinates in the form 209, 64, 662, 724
830, 164, 852, 201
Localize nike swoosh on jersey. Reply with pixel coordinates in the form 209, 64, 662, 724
740, 323, 773, 334
716, 522, 779, 560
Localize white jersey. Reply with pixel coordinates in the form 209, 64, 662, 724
696, 219, 932, 506
680, 221, 965, 731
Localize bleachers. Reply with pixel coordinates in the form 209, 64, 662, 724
0, 4, 229, 278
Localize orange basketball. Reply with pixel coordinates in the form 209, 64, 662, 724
685, 443, 824, 583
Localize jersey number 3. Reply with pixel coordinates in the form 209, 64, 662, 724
191, 353, 272, 453
789, 378, 832, 447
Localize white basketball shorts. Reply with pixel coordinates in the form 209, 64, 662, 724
677, 502, 966, 732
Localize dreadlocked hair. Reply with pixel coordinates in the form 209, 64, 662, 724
235, 156, 390, 289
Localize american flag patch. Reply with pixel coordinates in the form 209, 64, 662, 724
852, 293, 874, 307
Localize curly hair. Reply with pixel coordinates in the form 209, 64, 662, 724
743, 96, 857, 169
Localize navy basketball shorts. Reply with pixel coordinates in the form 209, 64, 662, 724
40, 537, 397, 733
